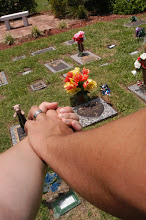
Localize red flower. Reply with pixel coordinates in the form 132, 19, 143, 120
64, 76, 70, 82
73, 73, 83, 83
83, 80, 89, 89
83, 68, 89, 75
67, 71, 73, 78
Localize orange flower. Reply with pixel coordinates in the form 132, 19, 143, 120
73, 73, 83, 83
64, 76, 70, 82
83, 68, 90, 75
67, 71, 73, 78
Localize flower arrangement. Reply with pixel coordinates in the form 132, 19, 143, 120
130, 16, 137, 22
131, 53, 146, 87
73, 31, 85, 43
64, 67, 97, 96
43, 172, 62, 193
135, 27, 145, 38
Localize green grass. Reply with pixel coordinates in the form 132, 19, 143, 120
0, 14, 146, 219
35, 0, 51, 12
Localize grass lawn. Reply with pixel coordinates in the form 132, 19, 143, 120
35, 0, 51, 12
0, 13, 145, 219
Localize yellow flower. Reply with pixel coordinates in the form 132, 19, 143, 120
84, 79, 97, 91
64, 82, 81, 94
71, 67, 81, 75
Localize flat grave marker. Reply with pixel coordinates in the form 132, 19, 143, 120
44, 60, 72, 73
64, 39, 77, 46
73, 97, 117, 127
30, 81, 46, 91
128, 84, 146, 102
52, 190, 81, 218
129, 51, 139, 56
12, 55, 26, 61
70, 51, 101, 65
0, 71, 8, 86
99, 63, 110, 67
124, 20, 146, 27
31, 47, 55, 56
10, 125, 27, 145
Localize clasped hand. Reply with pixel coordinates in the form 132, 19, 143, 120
25, 102, 81, 161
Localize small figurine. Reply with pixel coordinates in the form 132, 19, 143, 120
13, 104, 27, 132
73, 31, 85, 57
135, 27, 145, 38
100, 83, 111, 103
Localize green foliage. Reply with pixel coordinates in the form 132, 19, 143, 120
112, 0, 146, 15
0, 0, 37, 16
84, 0, 113, 15
49, 0, 66, 18
49, 0, 87, 19
31, 26, 42, 38
57, 21, 68, 29
4, 34, 15, 46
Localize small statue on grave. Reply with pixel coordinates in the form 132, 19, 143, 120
135, 27, 145, 38
130, 16, 137, 22
131, 51, 146, 89
13, 104, 27, 132
100, 83, 111, 103
73, 31, 85, 57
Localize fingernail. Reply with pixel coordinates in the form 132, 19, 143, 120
58, 113, 64, 118
59, 108, 66, 113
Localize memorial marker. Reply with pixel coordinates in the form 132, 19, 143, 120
64, 40, 76, 46
10, 125, 27, 145
12, 55, 26, 61
44, 60, 72, 73
31, 81, 46, 91
73, 97, 117, 127
31, 47, 55, 56
128, 84, 146, 102
70, 51, 101, 65
0, 71, 8, 86
124, 20, 146, 27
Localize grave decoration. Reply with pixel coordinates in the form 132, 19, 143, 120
100, 83, 111, 104
73, 31, 85, 57
43, 172, 62, 194
135, 27, 145, 38
131, 52, 146, 89
13, 104, 27, 133
64, 67, 97, 105
130, 16, 137, 22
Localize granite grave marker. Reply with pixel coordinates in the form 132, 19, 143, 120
70, 51, 101, 65
128, 84, 146, 102
31, 81, 46, 91
44, 60, 72, 73
0, 71, 8, 86
31, 47, 55, 56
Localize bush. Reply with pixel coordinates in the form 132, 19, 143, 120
112, 0, 146, 15
4, 34, 15, 45
84, 0, 113, 15
31, 26, 42, 38
57, 21, 68, 29
49, 0, 66, 18
0, 0, 37, 17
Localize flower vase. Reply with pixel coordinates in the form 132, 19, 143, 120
142, 60, 146, 86
75, 92, 89, 105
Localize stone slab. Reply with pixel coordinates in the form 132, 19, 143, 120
12, 55, 26, 61
107, 44, 116, 49
70, 51, 101, 65
124, 20, 146, 27
128, 84, 146, 102
31, 81, 46, 91
99, 63, 110, 67
10, 125, 27, 145
0, 71, 8, 86
129, 51, 139, 56
31, 47, 55, 56
73, 97, 117, 127
64, 39, 76, 46
44, 60, 72, 73
22, 70, 32, 75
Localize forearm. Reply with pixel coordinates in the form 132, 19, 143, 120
0, 137, 47, 220
42, 108, 146, 220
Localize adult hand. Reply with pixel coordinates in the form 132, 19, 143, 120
25, 106, 73, 161
38, 102, 82, 131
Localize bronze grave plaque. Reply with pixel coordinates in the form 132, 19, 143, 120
44, 60, 72, 73
77, 101, 104, 117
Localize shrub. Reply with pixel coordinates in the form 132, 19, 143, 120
84, 0, 113, 15
66, 4, 88, 19
4, 34, 15, 45
31, 26, 42, 38
112, 0, 146, 15
49, 0, 66, 18
57, 21, 68, 29
0, 0, 37, 17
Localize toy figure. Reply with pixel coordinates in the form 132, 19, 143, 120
13, 104, 27, 132
135, 27, 145, 38
100, 83, 111, 103
73, 31, 85, 57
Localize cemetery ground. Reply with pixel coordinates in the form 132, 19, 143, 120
0, 12, 146, 220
